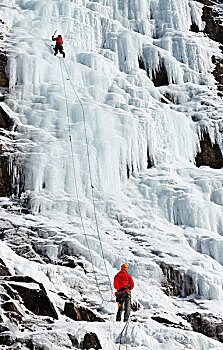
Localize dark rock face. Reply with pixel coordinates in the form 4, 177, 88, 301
190, 22, 199, 33
0, 144, 13, 196
78, 307, 105, 322
160, 263, 196, 297
0, 106, 14, 129
126, 163, 130, 178
3, 283, 20, 300
0, 293, 10, 301
147, 149, 153, 168
185, 312, 223, 342
202, 5, 223, 45
64, 302, 81, 321
201, 4, 223, 91
196, 0, 215, 5
57, 244, 86, 272
64, 302, 105, 322
212, 56, 223, 91
68, 332, 102, 350
195, 132, 223, 169
0, 258, 11, 276
0, 334, 51, 350
0, 51, 8, 88
138, 56, 146, 70
1, 275, 58, 319
151, 316, 186, 329
0, 332, 16, 346
0, 324, 10, 333
190, 3, 223, 91
16, 338, 34, 349
68, 334, 79, 348
4, 275, 39, 284
2, 301, 21, 314
1, 300, 23, 324
151, 61, 169, 87
138, 53, 169, 87
80, 333, 102, 350
1, 225, 42, 261
9, 283, 58, 319
131, 301, 141, 312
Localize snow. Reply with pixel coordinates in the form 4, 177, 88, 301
0, 0, 223, 349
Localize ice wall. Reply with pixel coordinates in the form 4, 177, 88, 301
1, 0, 222, 231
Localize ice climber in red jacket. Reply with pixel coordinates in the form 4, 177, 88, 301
52, 34, 65, 58
114, 264, 134, 321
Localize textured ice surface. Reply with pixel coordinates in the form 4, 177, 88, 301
0, 0, 223, 349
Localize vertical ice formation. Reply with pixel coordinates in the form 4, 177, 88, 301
189, 0, 205, 31
1, 0, 221, 223
150, 0, 191, 36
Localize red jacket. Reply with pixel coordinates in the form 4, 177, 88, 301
53, 36, 63, 45
114, 270, 134, 293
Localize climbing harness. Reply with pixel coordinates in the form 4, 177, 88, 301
116, 286, 131, 302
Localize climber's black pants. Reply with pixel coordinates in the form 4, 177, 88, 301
116, 296, 131, 322
54, 43, 65, 58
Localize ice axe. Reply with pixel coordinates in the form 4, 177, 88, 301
52, 30, 57, 38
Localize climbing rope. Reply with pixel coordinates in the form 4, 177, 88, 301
59, 56, 130, 350
119, 319, 130, 350
118, 310, 131, 350
62, 59, 115, 298
60, 55, 130, 350
59, 57, 115, 303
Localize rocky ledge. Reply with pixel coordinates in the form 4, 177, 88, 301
0, 257, 104, 349
184, 312, 223, 343
195, 132, 223, 169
